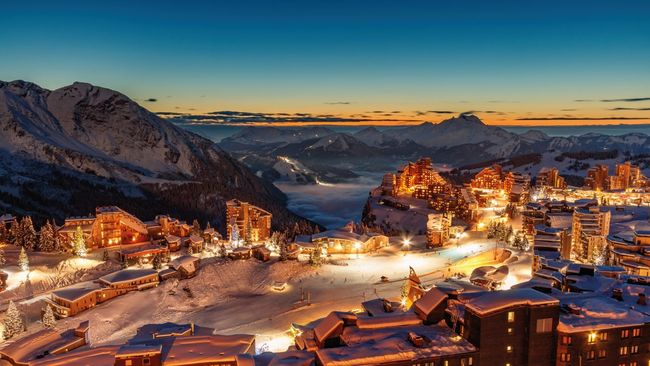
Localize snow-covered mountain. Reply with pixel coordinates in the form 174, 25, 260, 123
353, 126, 398, 147
0, 80, 313, 230
384, 114, 518, 148
225, 126, 335, 145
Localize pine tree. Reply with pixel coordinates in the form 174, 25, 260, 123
279, 233, 288, 261
21, 217, 37, 250
192, 219, 201, 235
8, 220, 20, 246
18, 247, 29, 271
0, 223, 7, 245
230, 224, 240, 247
0, 249, 5, 266
152, 254, 162, 270
3, 301, 25, 339
72, 226, 87, 257
38, 220, 59, 252
42, 304, 56, 329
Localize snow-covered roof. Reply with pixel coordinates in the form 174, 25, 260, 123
252, 350, 315, 366
165, 234, 181, 243
318, 325, 476, 366
52, 286, 99, 302
356, 312, 421, 329
189, 234, 204, 243
558, 295, 650, 333
313, 312, 344, 343
465, 288, 559, 316
99, 269, 158, 285
0, 324, 88, 364
170, 255, 200, 271
27, 345, 120, 366
413, 288, 447, 316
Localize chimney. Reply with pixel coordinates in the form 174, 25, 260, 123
638, 293, 647, 306
612, 288, 623, 301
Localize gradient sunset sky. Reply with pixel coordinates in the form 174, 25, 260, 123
1, 0, 649, 126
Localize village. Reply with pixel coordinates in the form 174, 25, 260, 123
0, 158, 648, 366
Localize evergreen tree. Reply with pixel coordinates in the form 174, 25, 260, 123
21, 217, 37, 250
0, 249, 5, 266
8, 220, 19, 246
3, 301, 25, 339
279, 233, 288, 261
38, 220, 59, 252
72, 226, 87, 257
103, 250, 110, 262
152, 254, 162, 270
42, 304, 56, 329
192, 219, 201, 235
18, 247, 29, 271
309, 244, 322, 266
0, 223, 7, 245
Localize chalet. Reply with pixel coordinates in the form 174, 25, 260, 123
308, 228, 389, 255
252, 245, 271, 261
412, 287, 449, 324
118, 243, 169, 265
229, 246, 252, 260
168, 255, 200, 279
49, 287, 100, 318
0, 321, 89, 365
203, 227, 221, 244
188, 234, 204, 253
22, 322, 256, 366
98, 269, 159, 290
164, 234, 181, 252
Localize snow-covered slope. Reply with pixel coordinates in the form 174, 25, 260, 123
353, 126, 397, 147
0, 80, 312, 230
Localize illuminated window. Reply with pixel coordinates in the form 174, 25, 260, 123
536, 318, 553, 333
587, 332, 597, 344
507, 311, 515, 323
507, 327, 513, 335
620, 346, 628, 356
561, 335, 572, 345
621, 329, 630, 338
599, 332, 608, 341
560, 353, 571, 362
598, 349, 607, 358
586, 350, 595, 360
630, 345, 638, 354
632, 328, 641, 337
506, 345, 513, 353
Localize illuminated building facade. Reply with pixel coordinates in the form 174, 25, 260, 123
470, 164, 503, 190
571, 207, 611, 263
536, 167, 566, 189
226, 199, 272, 243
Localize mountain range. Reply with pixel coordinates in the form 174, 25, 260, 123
0, 80, 315, 231
219, 114, 650, 182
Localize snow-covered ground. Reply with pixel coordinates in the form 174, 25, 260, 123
39, 234, 524, 353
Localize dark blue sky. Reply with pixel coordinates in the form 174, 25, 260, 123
2, 0, 649, 125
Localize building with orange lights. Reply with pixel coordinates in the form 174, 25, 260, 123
536, 167, 566, 189
226, 199, 272, 243
470, 164, 503, 191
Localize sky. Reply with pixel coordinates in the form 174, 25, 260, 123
1, 0, 650, 126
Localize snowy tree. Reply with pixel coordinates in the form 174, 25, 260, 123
591, 239, 609, 265
103, 250, 110, 262
0, 322, 4, 340
72, 226, 87, 257
18, 247, 29, 271
309, 244, 322, 267
38, 220, 60, 252
230, 224, 240, 247
152, 254, 162, 270
0, 249, 5, 266
8, 220, 19, 247
192, 219, 201, 235
279, 233, 288, 261
0, 223, 7, 245
42, 304, 56, 329
20, 216, 37, 250
3, 301, 25, 339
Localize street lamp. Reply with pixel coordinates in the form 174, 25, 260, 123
402, 238, 411, 254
